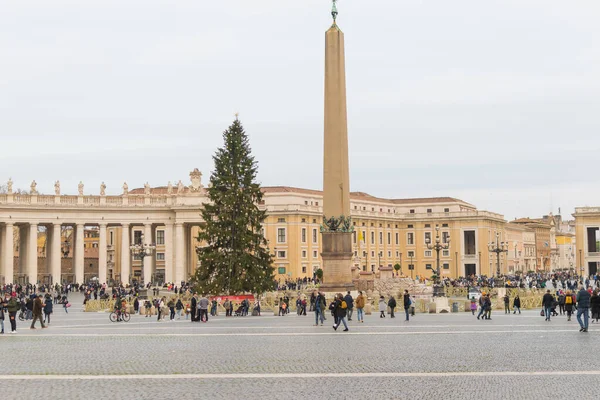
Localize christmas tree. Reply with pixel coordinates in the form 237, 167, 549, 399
192, 117, 274, 295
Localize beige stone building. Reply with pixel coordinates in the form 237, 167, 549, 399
259, 187, 506, 281
573, 207, 600, 277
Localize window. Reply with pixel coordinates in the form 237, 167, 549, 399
371, 251, 375, 257
301, 218, 306, 223
278, 267, 286, 274
425, 232, 431, 243
425, 250, 432, 257
444, 208, 450, 213
302, 266, 307, 273
442, 250, 450, 257
396, 251, 399, 257
312, 219, 317, 224
156, 252, 165, 261
407, 233, 414, 245
315, 202, 319, 206
361, 222, 365, 226
109, 231, 114, 246
156, 230, 165, 245
407, 225, 413, 228
277, 218, 286, 223
362, 231, 366, 244
353, 231, 357, 244
313, 250, 318, 258
372, 207, 375, 211
427, 209, 432, 213
443, 263, 450, 269
304, 201, 308, 205
442, 232, 450, 244
387, 232, 391, 245
442, 223, 449, 228
424, 224, 431, 228
371, 231, 375, 245
277, 251, 286, 258
410, 209, 415, 214
388, 251, 391, 258
301, 228, 307, 243
426, 264, 432, 270
134, 231, 142, 245
277, 228, 286, 243
395, 232, 399, 245
408, 251, 415, 257
379, 231, 383, 244
302, 250, 307, 258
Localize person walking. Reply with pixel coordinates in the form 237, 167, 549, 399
157, 297, 165, 322
30, 295, 46, 330
403, 290, 411, 321
190, 294, 198, 322
7, 293, 18, 333
62, 295, 69, 313
344, 291, 354, 321
483, 294, 492, 320
476, 293, 486, 320
388, 296, 396, 318
513, 295, 521, 314
564, 290, 574, 321
167, 298, 175, 321
332, 293, 349, 332
378, 296, 386, 318
558, 292, 566, 315
503, 294, 510, 314
590, 289, 600, 324
43, 294, 53, 324
198, 294, 209, 322
313, 291, 325, 326
355, 291, 366, 323
144, 300, 152, 318
470, 297, 477, 315
542, 290, 554, 321
576, 285, 591, 332
175, 298, 184, 319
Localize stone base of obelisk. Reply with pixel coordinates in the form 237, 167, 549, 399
320, 232, 355, 293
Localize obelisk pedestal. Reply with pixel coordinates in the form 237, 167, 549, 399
319, 12, 355, 293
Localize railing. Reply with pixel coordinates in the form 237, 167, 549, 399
150, 197, 167, 205
61, 196, 78, 205
106, 197, 122, 206
38, 195, 55, 204
129, 197, 145, 206
14, 195, 30, 204
83, 196, 100, 205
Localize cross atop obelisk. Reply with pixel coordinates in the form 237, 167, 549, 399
320, 0, 354, 291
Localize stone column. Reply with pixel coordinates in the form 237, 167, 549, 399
2, 224, 14, 284
164, 223, 174, 284
98, 224, 108, 284
28, 223, 38, 284
121, 224, 131, 285
51, 223, 62, 285
19, 226, 29, 281
74, 224, 85, 284
174, 223, 184, 284
143, 223, 152, 285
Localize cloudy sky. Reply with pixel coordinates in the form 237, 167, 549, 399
1, 0, 598, 220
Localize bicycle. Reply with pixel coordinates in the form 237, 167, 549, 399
109, 309, 130, 322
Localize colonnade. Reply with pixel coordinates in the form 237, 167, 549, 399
0, 220, 198, 286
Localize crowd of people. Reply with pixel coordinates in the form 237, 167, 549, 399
470, 285, 600, 332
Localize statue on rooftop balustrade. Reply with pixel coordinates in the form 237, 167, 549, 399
30, 180, 38, 195
78, 181, 84, 196
122, 182, 128, 195
100, 182, 106, 196
54, 181, 60, 196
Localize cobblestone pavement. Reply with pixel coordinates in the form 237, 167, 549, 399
2, 293, 599, 399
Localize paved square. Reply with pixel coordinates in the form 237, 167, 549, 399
2, 294, 598, 399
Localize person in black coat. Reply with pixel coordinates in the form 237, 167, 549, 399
332, 293, 349, 332
591, 289, 600, 323
403, 290, 411, 321
190, 294, 198, 322
388, 296, 397, 318
542, 290, 554, 321
512, 295, 521, 314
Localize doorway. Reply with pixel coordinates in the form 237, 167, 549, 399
465, 264, 476, 277
589, 262, 598, 276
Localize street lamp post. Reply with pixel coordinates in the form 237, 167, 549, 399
129, 234, 156, 287
426, 225, 450, 296
488, 232, 508, 278
426, 225, 450, 281
409, 254, 414, 281
579, 249, 583, 278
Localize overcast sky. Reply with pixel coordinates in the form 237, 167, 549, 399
1, 0, 598, 221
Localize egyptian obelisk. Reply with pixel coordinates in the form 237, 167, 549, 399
320, 0, 354, 292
